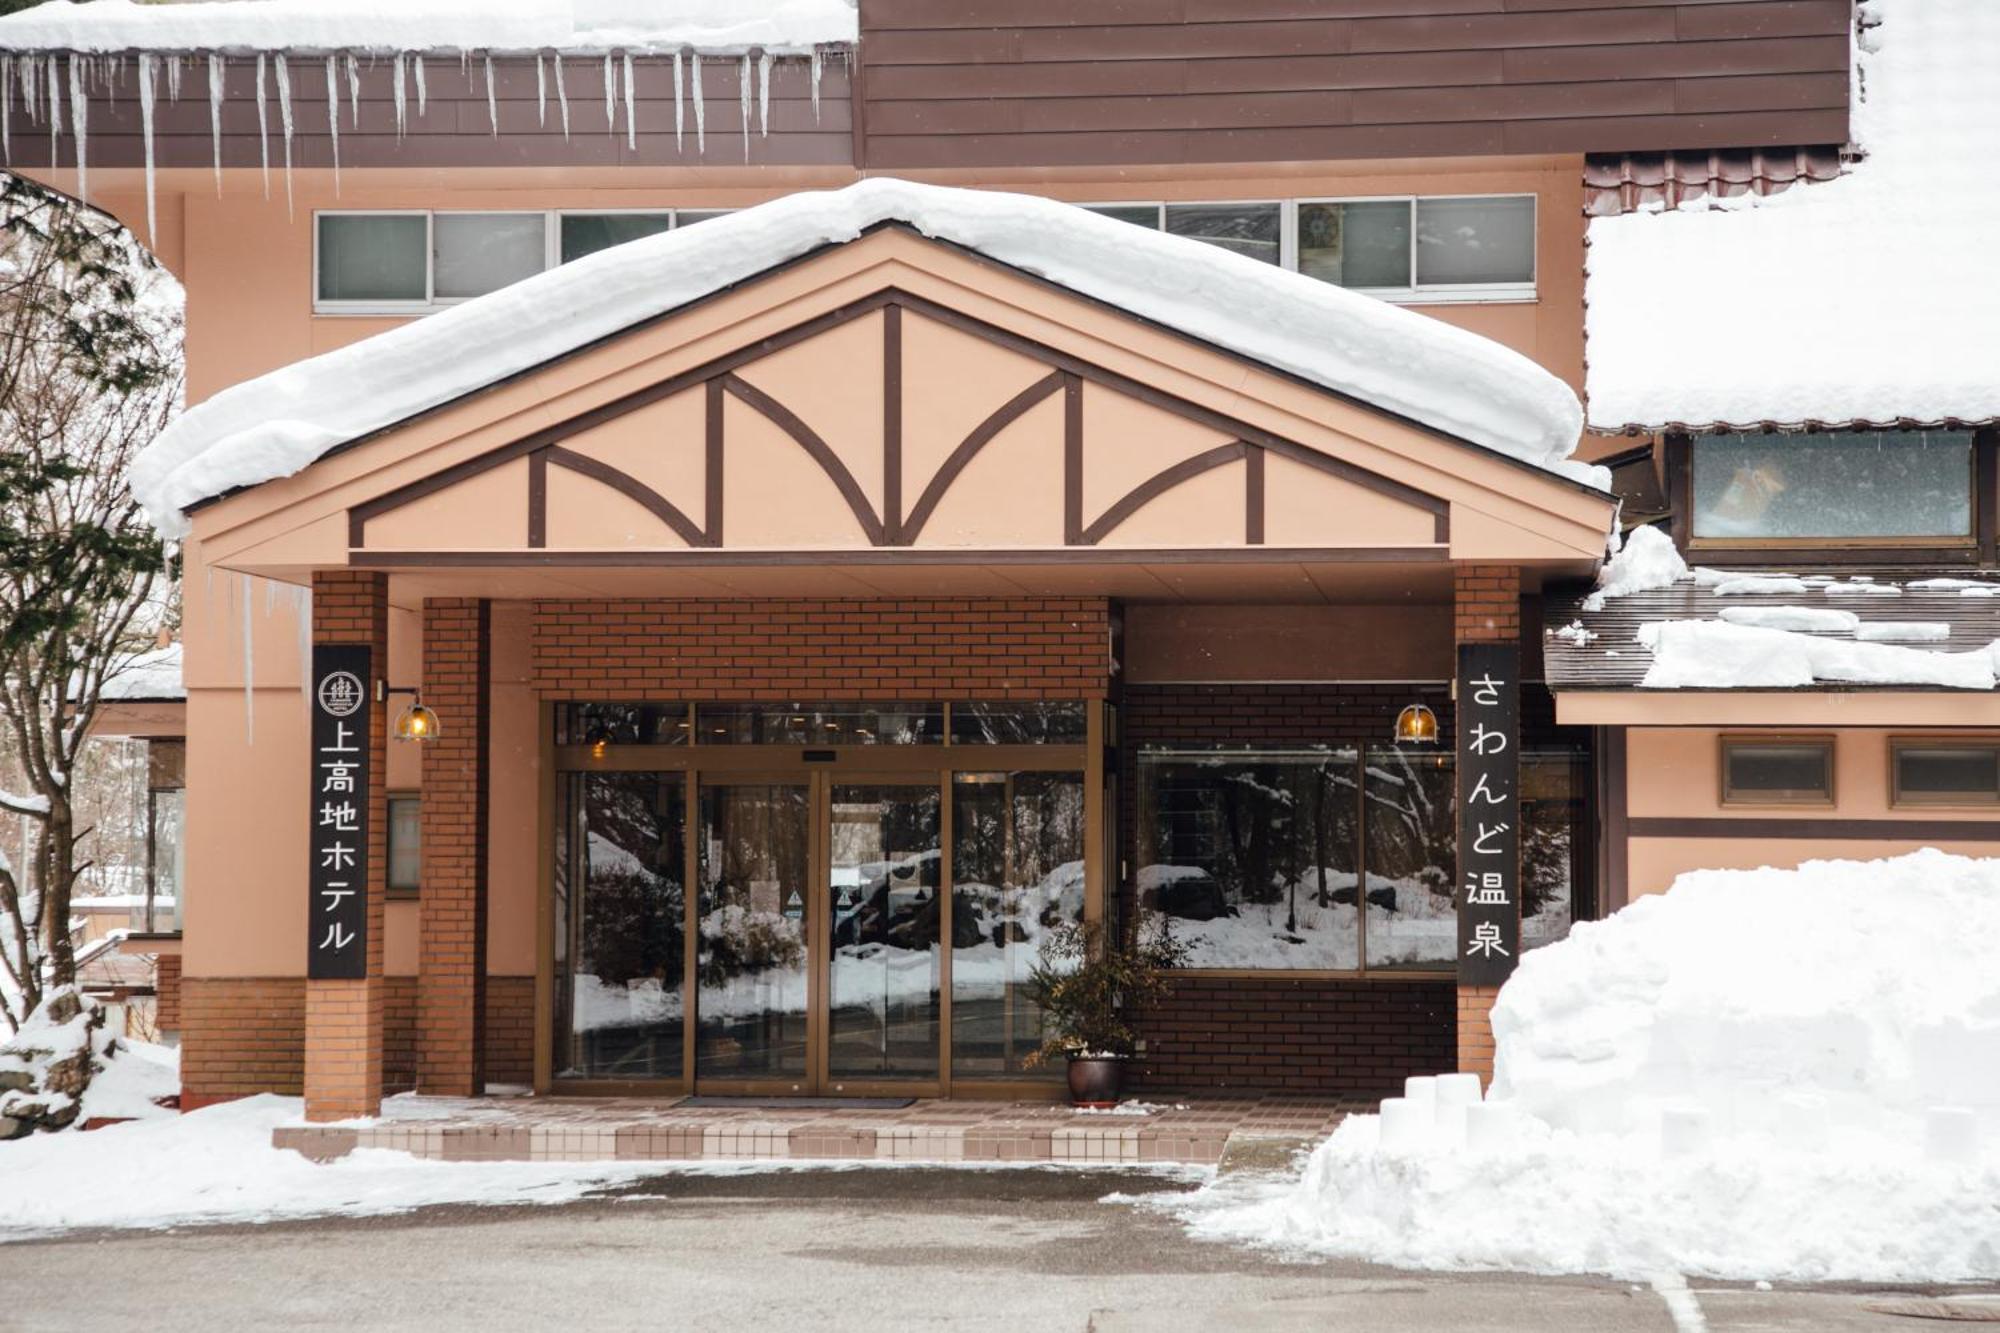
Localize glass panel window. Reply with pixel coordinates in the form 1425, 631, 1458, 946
826, 783, 943, 1081
696, 783, 810, 1080
949, 702, 1088, 746
696, 702, 942, 745
560, 212, 674, 263
559, 772, 688, 1079
951, 771, 1085, 1079
1722, 739, 1834, 804
555, 702, 690, 747
1164, 202, 1282, 265
1084, 203, 1162, 229
1522, 749, 1587, 951
317, 214, 428, 302
1137, 747, 1360, 970
1414, 196, 1535, 286
1362, 746, 1457, 971
673, 209, 734, 227
1691, 431, 1974, 541
1298, 200, 1411, 289
1893, 741, 2000, 806
387, 795, 421, 893
148, 788, 184, 933
433, 213, 547, 300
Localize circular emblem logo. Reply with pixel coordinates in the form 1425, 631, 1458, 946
317, 670, 366, 718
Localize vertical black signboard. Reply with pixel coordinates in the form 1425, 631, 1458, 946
1456, 642, 1520, 987
308, 644, 371, 981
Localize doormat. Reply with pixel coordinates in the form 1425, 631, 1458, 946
680, 1096, 916, 1110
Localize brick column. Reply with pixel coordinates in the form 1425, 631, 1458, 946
1454, 564, 1521, 1086
305, 571, 389, 1122
418, 599, 490, 1095
153, 954, 182, 1035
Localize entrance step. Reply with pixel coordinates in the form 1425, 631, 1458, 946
1214, 1131, 1323, 1177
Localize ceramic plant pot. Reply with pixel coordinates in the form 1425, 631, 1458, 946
1066, 1055, 1124, 1108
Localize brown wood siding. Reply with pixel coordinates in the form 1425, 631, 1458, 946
858, 0, 1851, 168
2, 52, 854, 171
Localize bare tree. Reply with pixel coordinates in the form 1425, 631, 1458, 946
0, 173, 180, 1055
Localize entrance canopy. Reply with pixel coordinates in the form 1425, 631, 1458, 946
156, 181, 1615, 600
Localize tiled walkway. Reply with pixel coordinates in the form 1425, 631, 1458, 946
273, 1094, 1367, 1167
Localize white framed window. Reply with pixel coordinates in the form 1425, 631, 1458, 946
314, 207, 719, 315
1085, 193, 1538, 304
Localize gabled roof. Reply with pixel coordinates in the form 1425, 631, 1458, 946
133, 178, 1599, 539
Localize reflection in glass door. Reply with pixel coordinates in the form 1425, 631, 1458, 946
696, 782, 811, 1084
825, 783, 942, 1085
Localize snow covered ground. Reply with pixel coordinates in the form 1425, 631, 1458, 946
1165, 850, 2000, 1284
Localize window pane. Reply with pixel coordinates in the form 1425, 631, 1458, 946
696, 702, 942, 745
1298, 200, 1411, 288
674, 209, 733, 228
1724, 743, 1831, 800
696, 783, 809, 1080
827, 783, 942, 1081
560, 212, 673, 263
1692, 431, 1974, 540
1414, 196, 1535, 286
147, 738, 186, 790
1522, 750, 1586, 951
317, 214, 427, 302
1084, 204, 1161, 229
1897, 746, 2000, 801
555, 702, 689, 746
1137, 748, 1359, 970
949, 702, 1087, 746
149, 788, 184, 933
1363, 746, 1457, 970
387, 796, 421, 892
1164, 202, 1282, 265
560, 772, 687, 1079
434, 213, 546, 299
951, 771, 1085, 1079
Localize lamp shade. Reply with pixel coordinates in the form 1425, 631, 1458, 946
1393, 703, 1439, 745
393, 700, 441, 743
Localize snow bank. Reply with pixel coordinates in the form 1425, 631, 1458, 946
1637, 618, 1996, 688
1586, 1, 2000, 429
129, 178, 1596, 538
1580, 524, 1684, 611
0, 0, 859, 55
1173, 851, 2000, 1282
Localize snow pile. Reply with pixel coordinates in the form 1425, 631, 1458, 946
1175, 850, 2000, 1282
129, 177, 1598, 538
0, 0, 859, 54
0, 1094, 662, 1239
1714, 604, 1857, 632
95, 642, 183, 701
1587, 1, 2000, 429
1580, 525, 1684, 611
1637, 618, 1996, 688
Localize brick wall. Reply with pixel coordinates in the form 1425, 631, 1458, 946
384, 977, 419, 1094
1457, 985, 1502, 1085
531, 599, 1110, 700
154, 954, 182, 1033
485, 976, 536, 1086
419, 598, 490, 1095
1131, 976, 1455, 1096
1454, 565, 1522, 644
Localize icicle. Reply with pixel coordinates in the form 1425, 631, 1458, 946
46, 54, 60, 165
21, 55, 37, 128
536, 54, 546, 127
672, 50, 683, 151
324, 56, 340, 194
460, 49, 470, 89
254, 54, 270, 200
757, 51, 771, 138
810, 47, 822, 124
691, 52, 705, 153
738, 55, 750, 162
554, 53, 570, 139
345, 54, 360, 129
484, 54, 497, 136
136, 53, 156, 241
240, 574, 255, 746
68, 54, 86, 204
602, 54, 614, 135
2, 56, 11, 164
207, 53, 224, 197
623, 52, 636, 150
415, 55, 427, 118
392, 53, 407, 139
275, 53, 294, 220
295, 586, 313, 707
165, 53, 180, 102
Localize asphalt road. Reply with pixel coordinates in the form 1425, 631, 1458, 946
0, 1166, 1985, 1332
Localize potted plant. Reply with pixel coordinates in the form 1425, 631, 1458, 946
1027, 918, 1187, 1107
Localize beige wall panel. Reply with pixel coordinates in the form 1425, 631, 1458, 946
910, 393, 1066, 548
1261, 454, 1437, 548
365, 457, 531, 550
1126, 603, 1451, 682
183, 687, 307, 978
1091, 460, 1244, 548
487, 602, 539, 976
543, 465, 693, 549
899, 310, 1052, 506
560, 388, 708, 522
387, 605, 422, 792
385, 900, 419, 977
1627, 726, 2000, 823
1628, 837, 2000, 900
1080, 382, 1236, 521
1562, 692, 2000, 728
721, 395, 875, 547
732, 311, 886, 517
181, 562, 309, 691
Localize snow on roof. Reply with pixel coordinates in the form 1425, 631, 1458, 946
1584, 0, 2000, 433
97, 643, 184, 702
130, 178, 1600, 538
0, 0, 858, 55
